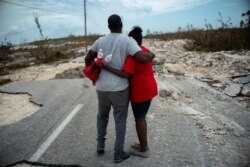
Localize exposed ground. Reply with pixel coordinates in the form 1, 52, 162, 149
0, 93, 40, 127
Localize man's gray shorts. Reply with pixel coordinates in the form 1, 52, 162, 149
96, 87, 129, 153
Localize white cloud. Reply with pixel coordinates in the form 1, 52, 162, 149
122, 0, 213, 13
0, 22, 27, 38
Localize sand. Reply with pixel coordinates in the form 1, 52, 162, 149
0, 57, 84, 82
0, 93, 40, 127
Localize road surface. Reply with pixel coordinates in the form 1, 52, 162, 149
0, 77, 249, 167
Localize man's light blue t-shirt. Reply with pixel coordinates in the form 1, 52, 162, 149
91, 33, 141, 91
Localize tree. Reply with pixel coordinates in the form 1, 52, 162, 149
34, 14, 45, 40
33, 14, 50, 62
240, 10, 250, 28
146, 29, 151, 36
217, 12, 232, 29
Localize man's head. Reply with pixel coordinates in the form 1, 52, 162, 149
128, 26, 142, 46
108, 14, 123, 33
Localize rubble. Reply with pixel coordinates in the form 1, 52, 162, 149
54, 66, 85, 79
238, 75, 250, 84
241, 83, 250, 96
171, 92, 180, 101
144, 39, 250, 106
224, 84, 242, 97
195, 76, 215, 83
211, 83, 224, 88
167, 68, 185, 75
152, 57, 165, 65
159, 89, 173, 98
165, 64, 185, 75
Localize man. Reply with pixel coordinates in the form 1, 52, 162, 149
85, 14, 155, 163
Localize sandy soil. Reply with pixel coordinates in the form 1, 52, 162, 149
11, 164, 43, 167
0, 56, 84, 82
0, 93, 40, 127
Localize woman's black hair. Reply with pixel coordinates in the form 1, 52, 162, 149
128, 26, 142, 46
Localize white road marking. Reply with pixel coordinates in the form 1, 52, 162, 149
29, 104, 84, 162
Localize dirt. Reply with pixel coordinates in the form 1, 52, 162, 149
0, 93, 40, 127
0, 56, 85, 82
54, 66, 85, 79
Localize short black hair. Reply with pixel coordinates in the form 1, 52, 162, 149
128, 26, 142, 45
108, 14, 122, 31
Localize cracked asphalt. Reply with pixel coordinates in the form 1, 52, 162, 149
0, 77, 249, 167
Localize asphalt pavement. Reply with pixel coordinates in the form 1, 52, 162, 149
0, 78, 249, 167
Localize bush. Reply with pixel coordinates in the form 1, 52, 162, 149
145, 12, 250, 52
32, 48, 70, 64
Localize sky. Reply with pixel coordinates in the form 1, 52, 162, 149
0, 0, 249, 44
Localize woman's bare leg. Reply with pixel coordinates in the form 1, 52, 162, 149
135, 117, 148, 152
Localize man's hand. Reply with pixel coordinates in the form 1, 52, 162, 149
94, 57, 103, 67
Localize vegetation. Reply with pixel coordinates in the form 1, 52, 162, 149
145, 11, 250, 52
33, 14, 58, 63
31, 15, 100, 63
0, 34, 100, 76
30, 34, 100, 46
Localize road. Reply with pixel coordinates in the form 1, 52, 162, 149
0, 77, 249, 167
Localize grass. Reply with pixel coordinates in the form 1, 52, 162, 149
29, 35, 100, 46
145, 27, 250, 52
145, 11, 250, 52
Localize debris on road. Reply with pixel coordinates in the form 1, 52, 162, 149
241, 83, 250, 96
224, 83, 242, 97
54, 66, 85, 79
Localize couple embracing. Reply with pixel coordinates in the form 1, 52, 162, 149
85, 14, 157, 163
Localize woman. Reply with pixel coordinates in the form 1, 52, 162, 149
102, 26, 157, 158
